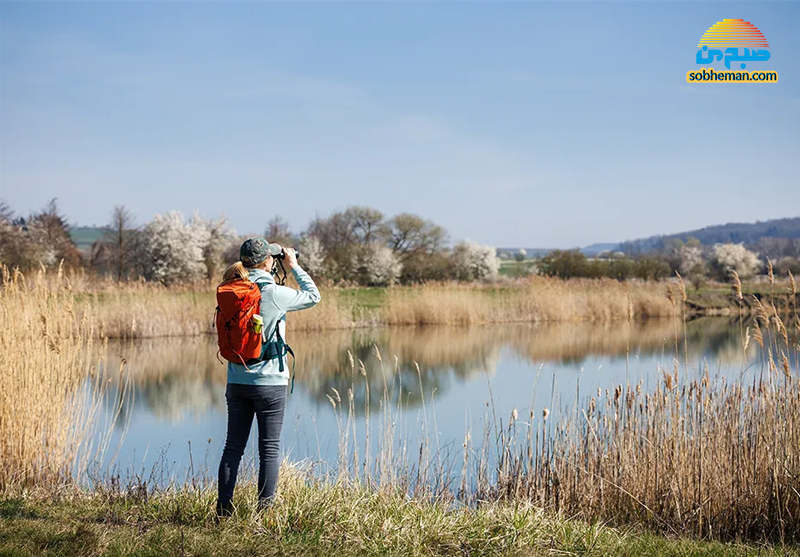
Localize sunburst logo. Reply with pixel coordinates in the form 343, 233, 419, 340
687, 19, 777, 84
698, 19, 769, 48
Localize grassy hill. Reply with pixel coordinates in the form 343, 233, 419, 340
69, 227, 104, 252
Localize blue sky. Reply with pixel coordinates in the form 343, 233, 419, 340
1, 2, 798, 248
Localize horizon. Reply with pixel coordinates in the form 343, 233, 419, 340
64, 212, 800, 252
2, 2, 799, 248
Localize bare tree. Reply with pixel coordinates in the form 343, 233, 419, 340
104, 205, 137, 281
384, 213, 447, 261
345, 206, 386, 245
264, 216, 294, 247
28, 198, 82, 269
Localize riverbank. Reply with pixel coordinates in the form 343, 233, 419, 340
2, 473, 796, 557
57, 273, 797, 339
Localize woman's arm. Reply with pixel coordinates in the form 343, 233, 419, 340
269, 266, 321, 312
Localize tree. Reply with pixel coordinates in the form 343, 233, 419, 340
306, 206, 387, 282
27, 199, 82, 269
679, 245, 704, 275
776, 257, 800, 276
383, 213, 449, 284
451, 241, 500, 281
356, 243, 401, 286
537, 250, 588, 279
264, 216, 294, 247
346, 206, 386, 245
296, 234, 324, 277
709, 243, 760, 281
384, 213, 447, 260
0, 202, 45, 271
141, 211, 209, 285
514, 248, 527, 263
202, 215, 238, 280
103, 205, 137, 281
307, 210, 359, 281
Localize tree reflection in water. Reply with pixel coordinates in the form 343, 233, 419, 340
104, 317, 756, 421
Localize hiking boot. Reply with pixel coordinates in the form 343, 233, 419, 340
215, 501, 234, 518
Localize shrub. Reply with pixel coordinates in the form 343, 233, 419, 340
451, 241, 500, 281
710, 243, 760, 281
141, 211, 209, 285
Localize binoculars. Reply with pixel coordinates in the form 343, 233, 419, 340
275, 249, 300, 261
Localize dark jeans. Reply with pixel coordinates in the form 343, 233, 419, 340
217, 384, 287, 509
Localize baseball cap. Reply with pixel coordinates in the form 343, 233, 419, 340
239, 237, 282, 267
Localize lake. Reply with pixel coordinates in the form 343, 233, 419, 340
92, 317, 760, 485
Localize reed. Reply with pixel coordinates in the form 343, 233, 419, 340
0, 266, 127, 492
383, 278, 675, 326
316, 274, 800, 543
44, 273, 694, 339
2, 267, 798, 546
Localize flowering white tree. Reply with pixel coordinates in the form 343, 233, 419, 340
200, 215, 238, 280
451, 241, 500, 281
141, 211, 209, 285
296, 234, 325, 277
679, 245, 704, 275
710, 243, 760, 280
356, 243, 401, 286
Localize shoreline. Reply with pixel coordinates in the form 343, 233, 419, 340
2, 476, 796, 557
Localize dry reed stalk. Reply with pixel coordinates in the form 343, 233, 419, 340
0, 267, 127, 492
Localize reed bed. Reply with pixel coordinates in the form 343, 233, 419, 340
318, 275, 800, 544
0, 267, 126, 492
53, 274, 684, 339
384, 278, 675, 325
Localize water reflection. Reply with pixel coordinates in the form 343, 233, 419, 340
107, 317, 753, 423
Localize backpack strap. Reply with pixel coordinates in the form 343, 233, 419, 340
244, 284, 297, 392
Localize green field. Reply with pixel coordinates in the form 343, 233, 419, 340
69, 227, 105, 251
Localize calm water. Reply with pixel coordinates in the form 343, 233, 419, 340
92, 317, 760, 484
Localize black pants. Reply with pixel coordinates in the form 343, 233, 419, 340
217, 384, 287, 508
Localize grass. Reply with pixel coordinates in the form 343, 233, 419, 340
36, 271, 797, 339
1, 470, 796, 557
0, 266, 127, 491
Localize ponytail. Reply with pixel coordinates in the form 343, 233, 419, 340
221, 261, 250, 284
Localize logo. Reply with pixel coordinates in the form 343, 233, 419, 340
686, 19, 777, 83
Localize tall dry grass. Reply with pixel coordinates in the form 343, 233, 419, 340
320, 276, 800, 543
34, 273, 693, 339
0, 266, 127, 491
383, 278, 676, 326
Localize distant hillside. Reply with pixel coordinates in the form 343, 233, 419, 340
580, 243, 619, 256
619, 217, 800, 254
70, 227, 104, 252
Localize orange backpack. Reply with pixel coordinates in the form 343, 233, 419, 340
215, 279, 262, 364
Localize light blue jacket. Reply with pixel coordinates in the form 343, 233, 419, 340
227, 266, 321, 386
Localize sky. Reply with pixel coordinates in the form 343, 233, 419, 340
1, 1, 798, 249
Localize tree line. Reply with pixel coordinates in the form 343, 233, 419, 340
2, 199, 797, 287
0, 200, 500, 286
536, 237, 800, 288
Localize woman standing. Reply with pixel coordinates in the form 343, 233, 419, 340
216, 237, 320, 515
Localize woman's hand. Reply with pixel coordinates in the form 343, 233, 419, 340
282, 247, 298, 270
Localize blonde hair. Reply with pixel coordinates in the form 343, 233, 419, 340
221, 261, 250, 283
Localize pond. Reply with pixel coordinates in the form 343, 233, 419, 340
92, 317, 761, 485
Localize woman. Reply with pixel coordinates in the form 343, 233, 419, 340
216, 237, 320, 515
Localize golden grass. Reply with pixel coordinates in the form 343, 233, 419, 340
382, 278, 675, 326
60, 275, 682, 339
0, 267, 126, 491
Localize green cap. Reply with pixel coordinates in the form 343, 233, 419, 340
239, 237, 282, 267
